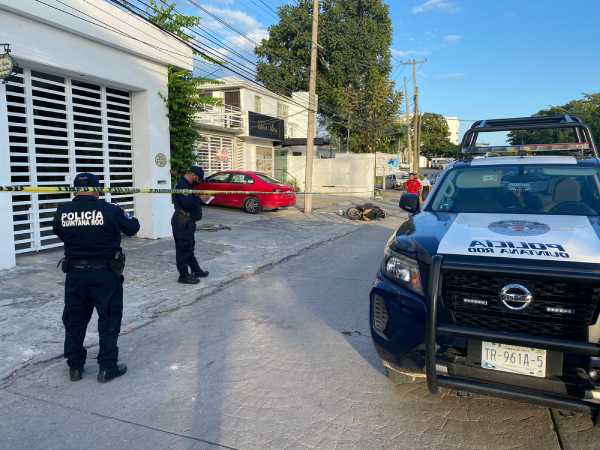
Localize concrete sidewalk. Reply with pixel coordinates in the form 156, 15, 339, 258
0, 205, 374, 383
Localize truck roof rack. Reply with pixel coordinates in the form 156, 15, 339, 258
460, 115, 598, 158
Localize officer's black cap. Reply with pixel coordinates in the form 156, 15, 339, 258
73, 172, 101, 188
189, 166, 204, 179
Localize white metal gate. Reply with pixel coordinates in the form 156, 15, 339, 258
194, 133, 236, 175
5, 67, 134, 254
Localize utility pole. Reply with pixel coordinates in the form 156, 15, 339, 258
403, 76, 412, 169
399, 59, 426, 174
303, 0, 319, 214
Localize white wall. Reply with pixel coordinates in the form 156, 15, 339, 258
0, 3, 192, 267
282, 154, 374, 197
288, 92, 310, 139
0, 0, 193, 71
0, 83, 16, 269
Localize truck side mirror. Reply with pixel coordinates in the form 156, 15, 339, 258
399, 193, 420, 213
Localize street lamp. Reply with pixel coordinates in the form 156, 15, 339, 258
0, 44, 15, 83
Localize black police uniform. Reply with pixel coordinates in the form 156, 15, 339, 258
52, 175, 139, 378
171, 175, 204, 279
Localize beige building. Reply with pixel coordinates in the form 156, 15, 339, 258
444, 116, 461, 145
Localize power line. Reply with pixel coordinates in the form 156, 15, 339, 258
185, 0, 261, 49
254, 0, 280, 17
242, 0, 280, 21
41, 0, 362, 132
114, 0, 259, 73
33, 0, 191, 65
116, 0, 319, 117
117, 0, 269, 83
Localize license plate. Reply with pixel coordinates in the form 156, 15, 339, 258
481, 341, 546, 378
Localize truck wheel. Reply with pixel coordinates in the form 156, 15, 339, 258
383, 361, 426, 385
243, 197, 261, 214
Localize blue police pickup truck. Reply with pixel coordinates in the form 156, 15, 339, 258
370, 115, 600, 423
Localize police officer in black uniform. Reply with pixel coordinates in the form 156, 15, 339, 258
52, 173, 140, 383
172, 166, 209, 284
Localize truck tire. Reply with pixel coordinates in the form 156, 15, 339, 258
383, 361, 426, 385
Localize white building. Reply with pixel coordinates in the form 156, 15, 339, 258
444, 116, 461, 145
195, 77, 313, 175
0, 0, 194, 269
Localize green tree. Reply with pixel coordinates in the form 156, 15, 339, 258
420, 113, 458, 157
508, 93, 600, 147
146, 1, 218, 180
255, 0, 401, 152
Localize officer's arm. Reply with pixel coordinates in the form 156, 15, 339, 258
114, 207, 140, 237
52, 207, 65, 241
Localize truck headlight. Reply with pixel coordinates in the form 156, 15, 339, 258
383, 250, 423, 295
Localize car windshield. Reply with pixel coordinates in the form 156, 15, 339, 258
429, 164, 600, 216
257, 173, 283, 184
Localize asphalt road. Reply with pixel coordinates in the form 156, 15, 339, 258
1, 217, 598, 449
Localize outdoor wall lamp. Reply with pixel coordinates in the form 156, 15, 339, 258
0, 44, 15, 83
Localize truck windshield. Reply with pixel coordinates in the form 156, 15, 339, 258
429, 165, 600, 216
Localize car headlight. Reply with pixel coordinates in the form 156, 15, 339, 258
383, 250, 423, 295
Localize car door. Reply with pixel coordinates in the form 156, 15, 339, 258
202, 172, 232, 206
229, 173, 256, 208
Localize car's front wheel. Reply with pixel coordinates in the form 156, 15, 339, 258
243, 197, 261, 214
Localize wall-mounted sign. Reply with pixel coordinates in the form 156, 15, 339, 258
248, 111, 284, 141
215, 149, 229, 161
155, 152, 167, 168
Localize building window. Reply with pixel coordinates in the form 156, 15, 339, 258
224, 90, 240, 108
256, 146, 273, 174
254, 95, 262, 113
277, 102, 288, 119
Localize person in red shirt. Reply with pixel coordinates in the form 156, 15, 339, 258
405, 173, 422, 195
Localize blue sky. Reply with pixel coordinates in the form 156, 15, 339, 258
177, 0, 600, 137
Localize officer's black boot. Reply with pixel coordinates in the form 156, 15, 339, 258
97, 364, 127, 383
69, 367, 83, 382
178, 274, 200, 284
192, 269, 209, 278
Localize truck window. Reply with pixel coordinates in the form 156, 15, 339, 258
430, 165, 600, 216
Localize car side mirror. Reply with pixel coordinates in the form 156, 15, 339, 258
399, 193, 420, 213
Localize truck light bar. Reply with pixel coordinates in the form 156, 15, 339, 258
462, 143, 592, 155
460, 115, 598, 158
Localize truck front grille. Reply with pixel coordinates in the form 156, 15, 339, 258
443, 270, 600, 340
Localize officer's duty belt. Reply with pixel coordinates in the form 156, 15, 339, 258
69, 258, 109, 270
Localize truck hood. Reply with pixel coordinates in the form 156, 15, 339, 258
393, 212, 600, 264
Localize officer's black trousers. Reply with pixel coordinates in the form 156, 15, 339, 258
171, 214, 201, 276
63, 268, 123, 370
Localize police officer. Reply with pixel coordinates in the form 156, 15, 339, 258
52, 173, 140, 383
172, 166, 209, 284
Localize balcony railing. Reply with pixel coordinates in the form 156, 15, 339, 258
196, 104, 243, 129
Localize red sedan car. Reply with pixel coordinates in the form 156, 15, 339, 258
193, 171, 296, 214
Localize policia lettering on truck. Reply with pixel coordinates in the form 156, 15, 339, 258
467, 240, 570, 258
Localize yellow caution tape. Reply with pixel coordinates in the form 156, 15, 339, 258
0, 186, 374, 196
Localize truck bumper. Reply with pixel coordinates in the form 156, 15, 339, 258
426, 255, 600, 418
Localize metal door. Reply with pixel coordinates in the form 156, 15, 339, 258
4, 67, 134, 253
